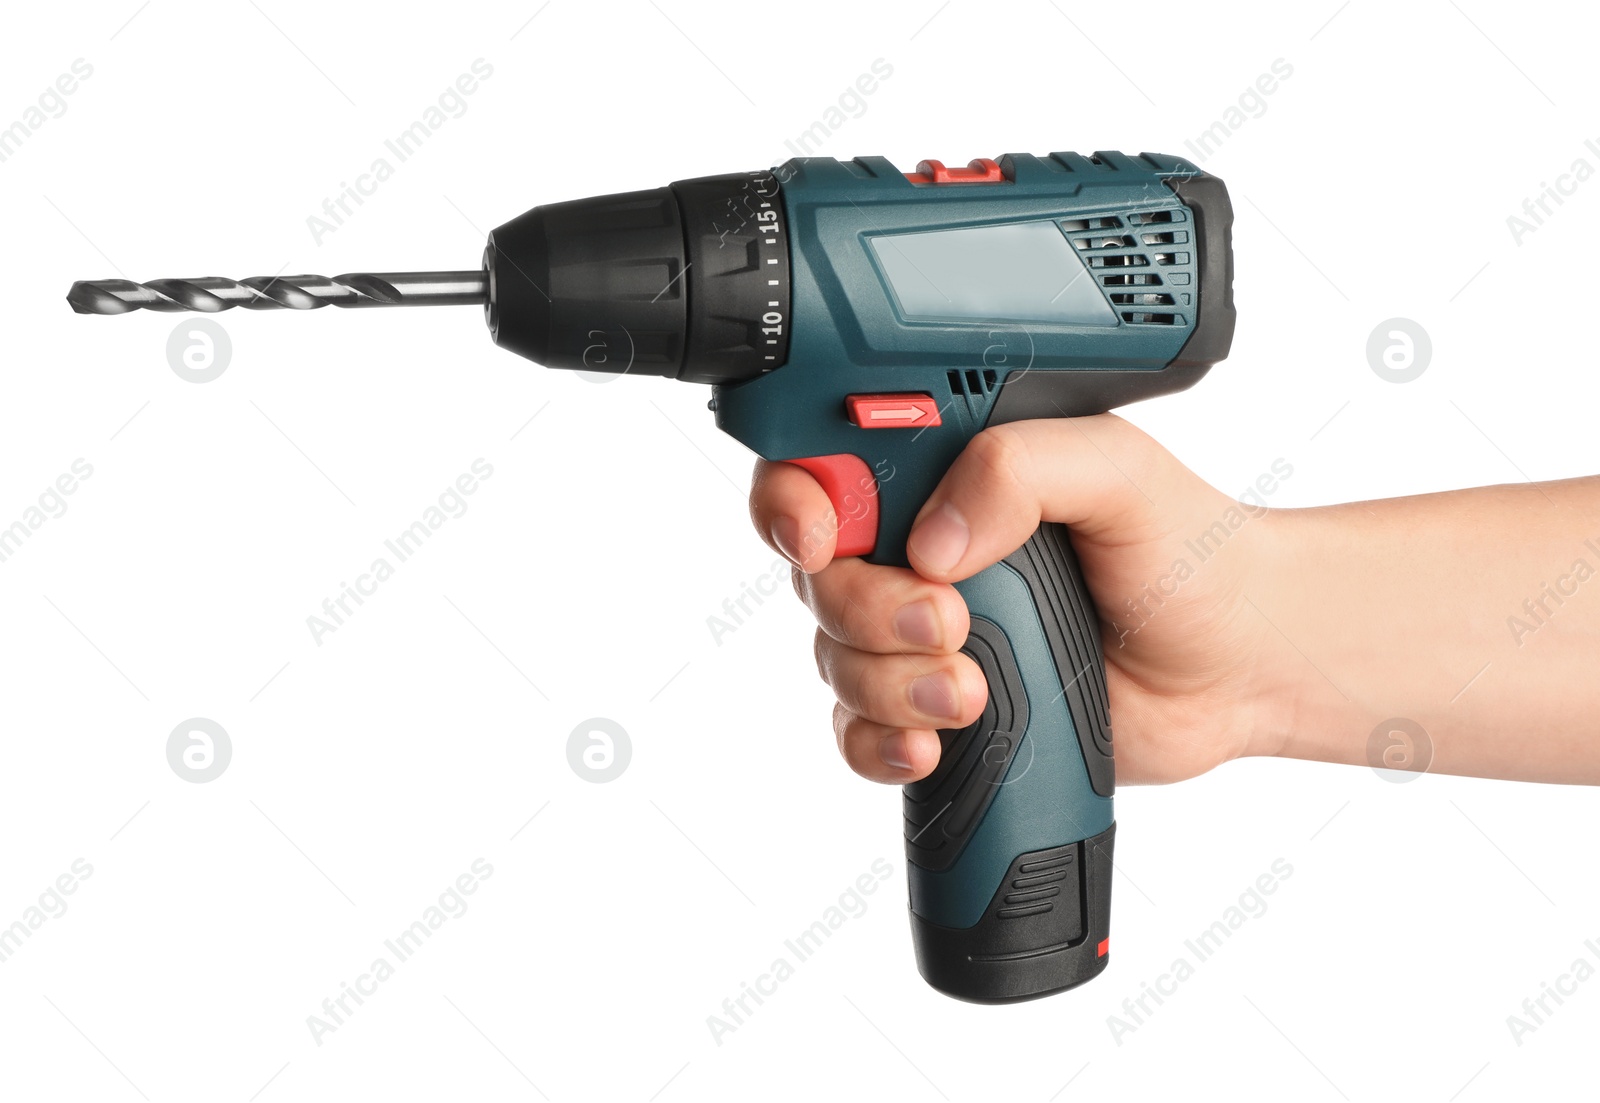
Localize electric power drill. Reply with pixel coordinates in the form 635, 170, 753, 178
68, 149, 1235, 1003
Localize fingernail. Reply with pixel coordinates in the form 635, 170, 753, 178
772, 516, 802, 568
908, 502, 969, 575
894, 601, 941, 649
879, 732, 913, 771
910, 672, 959, 721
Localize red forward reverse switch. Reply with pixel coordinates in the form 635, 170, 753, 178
845, 393, 942, 429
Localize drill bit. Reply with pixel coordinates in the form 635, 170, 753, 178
66, 271, 487, 315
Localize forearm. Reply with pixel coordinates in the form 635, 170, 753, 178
1248, 477, 1600, 783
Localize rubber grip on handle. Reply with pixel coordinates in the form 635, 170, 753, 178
903, 522, 1116, 1002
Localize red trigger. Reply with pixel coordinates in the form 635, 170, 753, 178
784, 454, 879, 558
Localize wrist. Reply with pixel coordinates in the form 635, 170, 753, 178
1233, 506, 1358, 765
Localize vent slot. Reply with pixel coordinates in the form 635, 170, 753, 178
1089, 254, 1148, 268
1101, 273, 1162, 287
1140, 230, 1188, 245
1110, 293, 1174, 306
945, 369, 998, 418
947, 369, 997, 394
1121, 311, 1179, 325
1061, 216, 1122, 232
1073, 235, 1134, 250
1127, 209, 1176, 225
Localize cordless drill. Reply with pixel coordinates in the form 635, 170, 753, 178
68, 150, 1235, 1002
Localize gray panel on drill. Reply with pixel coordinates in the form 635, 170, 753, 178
867, 222, 1116, 326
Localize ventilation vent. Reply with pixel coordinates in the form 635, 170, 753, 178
945, 368, 998, 393
1073, 234, 1134, 250
946, 368, 998, 419
1061, 216, 1121, 232
1066, 205, 1196, 325
1088, 254, 1147, 268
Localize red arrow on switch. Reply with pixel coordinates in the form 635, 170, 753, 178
845, 393, 943, 429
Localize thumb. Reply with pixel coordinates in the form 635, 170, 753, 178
905, 414, 1188, 583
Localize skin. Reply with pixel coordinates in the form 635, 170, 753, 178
749, 414, 1600, 788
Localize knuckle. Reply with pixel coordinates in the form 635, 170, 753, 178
832, 702, 852, 757
812, 628, 831, 683
814, 573, 859, 640
849, 655, 875, 717
841, 728, 869, 774
840, 592, 881, 649
964, 425, 1030, 493
872, 660, 919, 721
1083, 411, 1162, 488
834, 707, 872, 773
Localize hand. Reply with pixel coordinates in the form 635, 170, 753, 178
749, 414, 1288, 786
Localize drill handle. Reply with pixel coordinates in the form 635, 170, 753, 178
904, 520, 1116, 1001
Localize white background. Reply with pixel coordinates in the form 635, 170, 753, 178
3, 1, 1599, 1100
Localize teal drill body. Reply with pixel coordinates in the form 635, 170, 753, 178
715, 151, 1233, 1000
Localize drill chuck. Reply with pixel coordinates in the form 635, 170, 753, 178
485, 171, 791, 384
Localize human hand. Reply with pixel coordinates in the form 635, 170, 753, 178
749, 414, 1288, 786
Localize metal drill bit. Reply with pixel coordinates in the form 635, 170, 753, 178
66, 271, 487, 315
